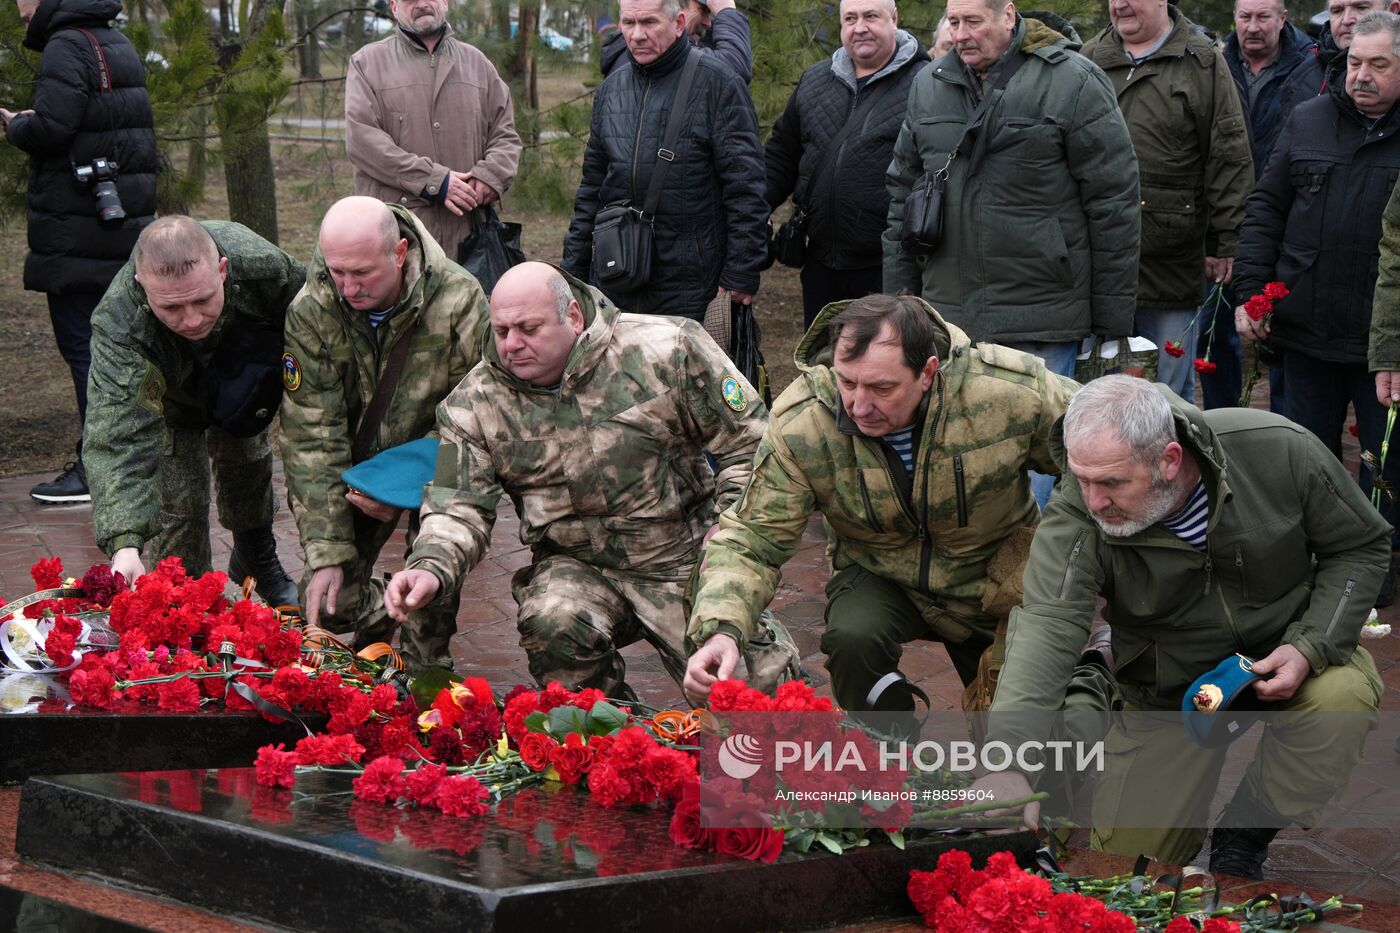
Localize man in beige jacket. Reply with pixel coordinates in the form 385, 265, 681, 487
345, 0, 522, 256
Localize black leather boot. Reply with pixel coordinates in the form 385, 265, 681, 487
228, 527, 299, 608
1209, 792, 1284, 880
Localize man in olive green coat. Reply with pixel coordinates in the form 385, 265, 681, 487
1081, 0, 1254, 403
979, 376, 1386, 878
280, 196, 490, 669
87, 215, 304, 602
685, 294, 1082, 712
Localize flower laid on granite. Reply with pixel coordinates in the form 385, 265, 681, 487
1238, 281, 1290, 406
1362, 609, 1392, 638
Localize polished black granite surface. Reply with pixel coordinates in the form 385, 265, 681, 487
0, 883, 156, 932
16, 769, 1036, 932
0, 674, 319, 783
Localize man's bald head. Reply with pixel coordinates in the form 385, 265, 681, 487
490, 262, 585, 386
318, 196, 409, 312
133, 215, 219, 279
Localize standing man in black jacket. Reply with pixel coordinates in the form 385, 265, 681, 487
1233, 10, 1400, 607
765, 0, 926, 327
2, 0, 157, 504
563, 0, 768, 323
600, 0, 753, 85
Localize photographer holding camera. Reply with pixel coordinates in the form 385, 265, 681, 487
1, 0, 156, 504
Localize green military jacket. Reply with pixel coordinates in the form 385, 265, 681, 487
1369, 178, 1400, 372
407, 270, 768, 597
86, 222, 306, 557
280, 205, 489, 571
688, 298, 1079, 651
993, 388, 1391, 721
1081, 9, 1254, 309
884, 18, 1141, 344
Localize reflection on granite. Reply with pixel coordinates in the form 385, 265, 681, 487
17, 769, 1036, 932
0, 884, 153, 933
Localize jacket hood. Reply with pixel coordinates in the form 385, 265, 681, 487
481, 264, 620, 392
830, 28, 924, 89
1020, 13, 1078, 52
1327, 68, 1400, 130
303, 204, 450, 323
793, 296, 960, 413
25, 0, 122, 49
1047, 382, 1232, 528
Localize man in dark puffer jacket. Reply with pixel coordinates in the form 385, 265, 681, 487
563, 0, 768, 323
765, 0, 927, 327
2, 0, 157, 504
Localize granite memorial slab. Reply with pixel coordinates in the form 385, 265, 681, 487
0, 674, 321, 783
16, 769, 1037, 932
0, 883, 155, 933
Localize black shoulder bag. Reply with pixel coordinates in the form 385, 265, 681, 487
591, 49, 701, 291
771, 77, 893, 269
902, 53, 1026, 255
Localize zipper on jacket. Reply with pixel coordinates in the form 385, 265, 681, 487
1215, 583, 1247, 653
1202, 551, 1213, 595
1234, 545, 1246, 601
630, 78, 653, 204
1325, 579, 1357, 639
857, 471, 884, 533
1059, 531, 1088, 600
953, 454, 968, 528
916, 378, 946, 593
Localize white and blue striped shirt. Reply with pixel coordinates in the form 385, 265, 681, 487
1161, 480, 1209, 550
884, 425, 916, 478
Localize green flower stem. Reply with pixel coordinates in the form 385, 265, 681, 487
114, 668, 274, 689
915, 791, 1049, 820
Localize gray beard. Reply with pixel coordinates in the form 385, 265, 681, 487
1091, 475, 1187, 538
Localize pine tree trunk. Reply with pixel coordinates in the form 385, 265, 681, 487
295, 6, 320, 78
222, 119, 279, 243
511, 1, 539, 110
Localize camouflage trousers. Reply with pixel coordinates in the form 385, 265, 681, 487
298, 509, 459, 671
513, 554, 802, 701
148, 424, 275, 575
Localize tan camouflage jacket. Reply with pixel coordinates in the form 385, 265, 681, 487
407, 271, 767, 596
280, 206, 490, 570
688, 297, 1078, 649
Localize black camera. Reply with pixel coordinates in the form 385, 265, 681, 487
73, 157, 126, 228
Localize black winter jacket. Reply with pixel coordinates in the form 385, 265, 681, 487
764, 30, 926, 271
6, 0, 156, 295
1233, 83, 1400, 364
1224, 23, 1325, 174
562, 36, 769, 321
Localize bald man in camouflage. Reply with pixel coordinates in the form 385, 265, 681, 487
384, 261, 801, 700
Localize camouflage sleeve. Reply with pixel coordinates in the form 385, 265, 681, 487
407, 388, 501, 596
85, 298, 166, 557
278, 295, 358, 570
676, 321, 767, 518
447, 279, 491, 390
1024, 370, 1079, 477
687, 419, 815, 649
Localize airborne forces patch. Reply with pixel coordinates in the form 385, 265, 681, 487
282, 352, 302, 392
721, 375, 747, 412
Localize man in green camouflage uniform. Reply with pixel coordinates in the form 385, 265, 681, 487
686, 294, 1082, 711
280, 196, 490, 669
87, 215, 304, 601
384, 261, 801, 699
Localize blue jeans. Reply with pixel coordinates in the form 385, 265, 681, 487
1283, 351, 1400, 548
1005, 340, 1078, 509
1196, 284, 1242, 410
1135, 306, 1197, 403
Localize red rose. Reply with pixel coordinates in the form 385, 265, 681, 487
715, 825, 784, 863
668, 784, 717, 852
353, 755, 407, 804
255, 743, 299, 788
1163, 340, 1186, 358
519, 732, 558, 772
547, 733, 594, 785
436, 775, 491, 818
1262, 281, 1290, 301
1244, 294, 1274, 321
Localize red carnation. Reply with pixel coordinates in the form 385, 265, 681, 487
353, 756, 407, 804
78, 563, 126, 606
294, 733, 366, 766
404, 762, 448, 807
255, 743, 299, 788
69, 662, 117, 708
1194, 358, 1217, 375
1262, 281, 1290, 301
1163, 340, 1186, 358
269, 666, 311, 706
547, 733, 594, 785
30, 557, 63, 590
157, 677, 203, 712
1244, 294, 1274, 321
520, 732, 558, 771
436, 775, 491, 818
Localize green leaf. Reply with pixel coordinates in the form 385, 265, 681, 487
548, 704, 589, 737
584, 700, 629, 734
406, 666, 460, 710
886, 830, 906, 850
524, 711, 550, 734
789, 829, 816, 853
815, 833, 845, 855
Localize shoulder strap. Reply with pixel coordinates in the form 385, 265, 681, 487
640, 48, 702, 219
71, 27, 112, 93
797, 72, 896, 211
939, 49, 1027, 174
352, 320, 420, 464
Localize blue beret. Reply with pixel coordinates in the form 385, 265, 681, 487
340, 437, 440, 511
1181, 654, 1275, 748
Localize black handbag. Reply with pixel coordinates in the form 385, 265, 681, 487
456, 205, 526, 295
769, 208, 806, 268
902, 54, 1025, 255
591, 48, 700, 290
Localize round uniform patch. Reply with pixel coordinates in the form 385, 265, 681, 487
721, 376, 747, 412
282, 352, 302, 392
